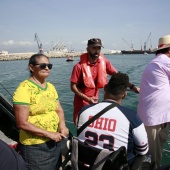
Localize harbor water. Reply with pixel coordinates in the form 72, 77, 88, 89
0, 54, 169, 165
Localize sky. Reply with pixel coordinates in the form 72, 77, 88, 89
0, 0, 170, 53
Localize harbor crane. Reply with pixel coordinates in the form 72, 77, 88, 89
34, 33, 43, 54
122, 38, 134, 51
144, 33, 152, 51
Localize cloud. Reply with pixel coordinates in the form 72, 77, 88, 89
1, 40, 35, 46
126, 24, 133, 27
2, 40, 14, 45
81, 40, 87, 44
44, 41, 50, 45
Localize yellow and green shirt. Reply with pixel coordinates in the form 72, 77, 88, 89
13, 80, 60, 145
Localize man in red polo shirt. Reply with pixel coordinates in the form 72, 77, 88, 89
70, 38, 139, 124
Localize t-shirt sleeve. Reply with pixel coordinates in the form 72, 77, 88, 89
105, 58, 117, 75
13, 83, 30, 105
132, 123, 148, 155
70, 63, 81, 83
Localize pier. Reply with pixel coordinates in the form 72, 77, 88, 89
0, 52, 83, 61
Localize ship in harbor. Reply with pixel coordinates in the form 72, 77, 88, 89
121, 33, 155, 55
121, 49, 155, 55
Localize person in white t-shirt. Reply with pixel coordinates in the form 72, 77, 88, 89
138, 35, 170, 169
77, 72, 148, 166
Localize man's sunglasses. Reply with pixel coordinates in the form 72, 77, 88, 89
34, 63, 53, 70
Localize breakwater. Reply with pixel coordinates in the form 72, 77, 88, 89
0, 52, 82, 61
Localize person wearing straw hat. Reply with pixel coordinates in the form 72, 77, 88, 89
138, 35, 170, 169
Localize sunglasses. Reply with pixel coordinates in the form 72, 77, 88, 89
34, 63, 53, 70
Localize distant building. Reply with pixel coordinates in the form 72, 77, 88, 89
110, 50, 121, 54
103, 49, 121, 55
0, 51, 8, 55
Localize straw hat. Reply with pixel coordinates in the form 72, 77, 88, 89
155, 35, 170, 51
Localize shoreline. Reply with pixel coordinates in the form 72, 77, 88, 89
0, 52, 82, 61
0, 52, 121, 61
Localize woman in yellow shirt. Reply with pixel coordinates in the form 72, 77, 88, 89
13, 53, 69, 170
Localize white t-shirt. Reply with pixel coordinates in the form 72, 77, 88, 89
77, 101, 148, 161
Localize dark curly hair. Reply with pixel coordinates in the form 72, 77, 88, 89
105, 72, 129, 97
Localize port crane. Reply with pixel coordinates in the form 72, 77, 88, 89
34, 33, 43, 54
122, 38, 135, 51
144, 33, 152, 51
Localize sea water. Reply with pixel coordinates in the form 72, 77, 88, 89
0, 54, 169, 165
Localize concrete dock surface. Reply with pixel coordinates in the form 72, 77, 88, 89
0, 52, 82, 61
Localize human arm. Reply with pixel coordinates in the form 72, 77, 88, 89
56, 100, 69, 137
70, 81, 98, 104
14, 105, 65, 142
105, 58, 140, 93
132, 123, 148, 155
105, 57, 118, 75
70, 64, 98, 104
128, 83, 140, 93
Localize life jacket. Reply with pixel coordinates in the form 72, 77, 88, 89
80, 53, 108, 89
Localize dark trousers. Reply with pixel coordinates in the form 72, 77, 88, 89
19, 140, 61, 170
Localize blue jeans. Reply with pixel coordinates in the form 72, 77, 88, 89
19, 140, 61, 170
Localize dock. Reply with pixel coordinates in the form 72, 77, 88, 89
0, 52, 82, 61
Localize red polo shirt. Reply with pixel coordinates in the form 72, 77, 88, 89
70, 56, 117, 123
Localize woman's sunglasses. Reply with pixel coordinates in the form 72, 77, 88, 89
34, 63, 53, 70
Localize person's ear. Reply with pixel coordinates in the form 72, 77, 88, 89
122, 91, 127, 99
29, 64, 34, 73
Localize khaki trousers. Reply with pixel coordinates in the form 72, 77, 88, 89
145, 123, 170, 170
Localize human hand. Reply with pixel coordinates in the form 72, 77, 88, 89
131, 86, 140, 93
88, 97, 98, 104
59, 126, 69, 137
48, 132, 65, 142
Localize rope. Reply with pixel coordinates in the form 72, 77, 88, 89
0, 82, 13, 97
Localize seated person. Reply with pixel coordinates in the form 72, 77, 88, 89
0, 139, 26, 170
76, 72, 149, 166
